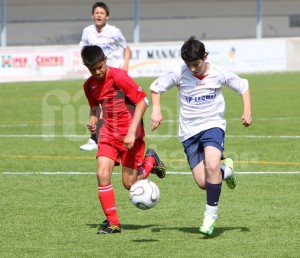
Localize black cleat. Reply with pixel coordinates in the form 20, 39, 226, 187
145, 149, 166, 178
97, 224, 121, 234
101, 219, 109, 227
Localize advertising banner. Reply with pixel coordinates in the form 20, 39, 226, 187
0, 38, 288, 83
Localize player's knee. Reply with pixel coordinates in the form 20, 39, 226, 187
123, 181, 133, 190
122, 177, 137, 190
96, 171, 110, 185
204, 162, 220, 175
196, 179, 206, 190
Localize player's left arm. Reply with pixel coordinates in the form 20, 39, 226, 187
241, 89, 252, 127
123, 99, 147, 149
224, 71, 252, 127
121, 46, 131, 72
116, 28, 131, 72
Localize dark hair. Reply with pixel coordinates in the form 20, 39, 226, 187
81, 45, 105, 67
92, 2, 109, 15
181, 36, 207, 62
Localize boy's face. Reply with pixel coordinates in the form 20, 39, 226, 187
92, 7, 109, 28
185, 59, 206, 76
87, 58, 108, 81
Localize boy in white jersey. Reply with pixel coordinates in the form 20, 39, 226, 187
150, 36, 252, 236
79, 2, 131, 151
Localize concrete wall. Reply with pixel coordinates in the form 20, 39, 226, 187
2, 0, 300, 46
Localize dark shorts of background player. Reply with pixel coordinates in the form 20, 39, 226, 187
182, 127, 225, 171
97, 137, 145, 169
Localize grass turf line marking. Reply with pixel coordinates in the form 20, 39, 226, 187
0, 154, 299, 165
1, 116, 298, 127
1, 171, 300, 175
1, 155, 300, 165
0, 134, 300, 139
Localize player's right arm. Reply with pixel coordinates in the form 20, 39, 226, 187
83, 78, 100, 134
150, 91, 163, 131
149, 72, 178, 131
88, 107, 99, 134
149, 71, 178, 131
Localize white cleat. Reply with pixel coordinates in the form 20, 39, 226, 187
80, 139, 98, 151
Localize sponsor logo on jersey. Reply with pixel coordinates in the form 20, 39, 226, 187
185, 94, 216, 104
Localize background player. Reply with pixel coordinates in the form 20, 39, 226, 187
150, 36, 252, 236
79, 1, 131, 151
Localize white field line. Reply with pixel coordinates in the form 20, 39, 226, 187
1, 171, 300, 175
0, 134, 299, 139
1, 117, 298, 127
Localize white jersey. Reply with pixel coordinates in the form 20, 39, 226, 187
150, 63, 249, 142
79, 23, 128, 68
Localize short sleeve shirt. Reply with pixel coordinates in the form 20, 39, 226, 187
84, 67, 147, 141
79, 23, 128, 68
150, 63, 249, 142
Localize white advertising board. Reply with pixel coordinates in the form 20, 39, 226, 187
204, 38, 286, 73
0, 46, 89, 82
0, 38, 289, 83
128, 38, 286, 77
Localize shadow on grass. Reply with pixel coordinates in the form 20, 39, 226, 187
132, 239, 160, 243
151, 226, 250, 238
86, 223, 249, 238
86, 223, 159, 231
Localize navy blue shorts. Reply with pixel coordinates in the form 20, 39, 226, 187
182, 127, 225, 170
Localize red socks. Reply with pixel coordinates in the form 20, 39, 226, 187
138, 156, 156, 179
98, 184, 120, 226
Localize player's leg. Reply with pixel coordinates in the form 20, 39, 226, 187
182, 132, 206, 189
122, 166, 139, 190
96, 141, 121, 234
191, 156, 235, 190
121, 137, 147, 189
144, 149, 166, 178
192, 161, 206, 189
221, 157, 236, 189
124, 137, 166, 182
122, 152, 166, 189
79, 135, 98, 151
182, 132, 217, 234
199, 146, 223, 236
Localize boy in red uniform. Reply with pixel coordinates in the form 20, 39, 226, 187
81, 45, 166, 234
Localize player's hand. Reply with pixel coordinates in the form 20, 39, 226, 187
124, 132, 136, 149
87, 120, 97, 134
241, 114, 252, 127
151, 111, 163, 131
87, 116, 98, 133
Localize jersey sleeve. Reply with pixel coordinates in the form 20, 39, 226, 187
79, 28, 89, 48
150, 72, 178, 94
223, 70, 249, 94
114, 70, 147, 103
114, 28, 128, 49
83, 78, 99, 108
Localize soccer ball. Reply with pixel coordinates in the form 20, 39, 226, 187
129, 179, 160, 210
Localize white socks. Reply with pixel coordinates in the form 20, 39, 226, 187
221, 164, 233, 180
204, 204, 218, 220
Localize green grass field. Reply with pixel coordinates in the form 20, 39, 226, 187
1, 72, 300, 257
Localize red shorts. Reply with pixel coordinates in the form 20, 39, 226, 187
96, 137, 145, 169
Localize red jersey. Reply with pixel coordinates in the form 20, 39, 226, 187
83, 67, 147, 141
